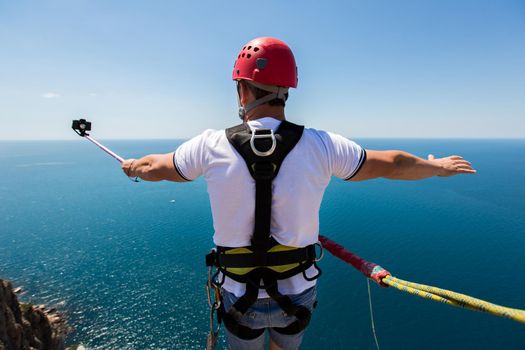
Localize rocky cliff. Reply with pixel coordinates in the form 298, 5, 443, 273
0, 279, 70, 350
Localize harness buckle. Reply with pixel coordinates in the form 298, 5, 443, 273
250, 129, 276, 157
205, 248, 217, 267
251, 162, 276, 180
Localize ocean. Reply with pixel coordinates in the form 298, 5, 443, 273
0, 139, 524, 349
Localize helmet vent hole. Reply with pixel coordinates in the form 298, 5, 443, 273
242, 53, 245, 57
247, 54, 251, 59
256, 58, 267, 69
243, 46, 246, 50
248, 46, 252, 50
236, 70, 240, 75
253, 47, 259, 52
238, 54, 240, 58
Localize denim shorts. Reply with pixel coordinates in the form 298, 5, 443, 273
221, 286, 317, 350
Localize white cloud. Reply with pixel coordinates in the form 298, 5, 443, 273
41, 92, 61, 99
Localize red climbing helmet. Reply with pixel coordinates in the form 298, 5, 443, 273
232, 37, 298, 88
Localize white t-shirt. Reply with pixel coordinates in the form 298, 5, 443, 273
174, 117, 365, 297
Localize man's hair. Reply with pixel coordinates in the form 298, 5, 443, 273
243, 81, 288, 107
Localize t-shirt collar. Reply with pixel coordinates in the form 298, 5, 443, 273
247, 117, 282, 132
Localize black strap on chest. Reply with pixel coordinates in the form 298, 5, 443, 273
226, 120, 304, 252
204, 120, 321, 339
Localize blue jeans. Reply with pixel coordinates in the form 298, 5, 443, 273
221, 286, 317, 350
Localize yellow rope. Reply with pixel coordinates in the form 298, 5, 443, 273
382, 276, 525, 324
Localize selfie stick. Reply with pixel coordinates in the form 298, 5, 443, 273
71, 119, 139, 182
71, 119, 124, 163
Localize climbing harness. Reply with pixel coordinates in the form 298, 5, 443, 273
205, 120, 323, 342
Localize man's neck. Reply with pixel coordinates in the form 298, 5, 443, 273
244, 105, 285, 122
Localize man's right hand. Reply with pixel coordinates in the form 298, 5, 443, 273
122, 158, 136, 177
120, 153, 189, 182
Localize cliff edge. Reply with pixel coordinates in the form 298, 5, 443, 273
0, 279, 70, 350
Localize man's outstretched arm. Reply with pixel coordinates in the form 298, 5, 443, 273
350, 150, 476, 181
121, 153, 189, 182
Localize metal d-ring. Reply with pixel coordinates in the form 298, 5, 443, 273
250, 129, 276, 157
314, 241, 324, 262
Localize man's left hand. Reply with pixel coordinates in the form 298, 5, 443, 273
427, 154, 476, 176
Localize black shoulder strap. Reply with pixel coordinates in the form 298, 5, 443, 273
226, 120, 304, 252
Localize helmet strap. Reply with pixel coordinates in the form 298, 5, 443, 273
236, 81, 289, 121
237, 82, 246, 120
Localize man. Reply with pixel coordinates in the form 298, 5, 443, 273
122, 37, 475, 350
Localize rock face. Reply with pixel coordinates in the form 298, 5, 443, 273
0, 279, 69, 350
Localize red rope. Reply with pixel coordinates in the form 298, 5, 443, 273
319, 235, 390, 287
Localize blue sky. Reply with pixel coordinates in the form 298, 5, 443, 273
0, 0, 523, 140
